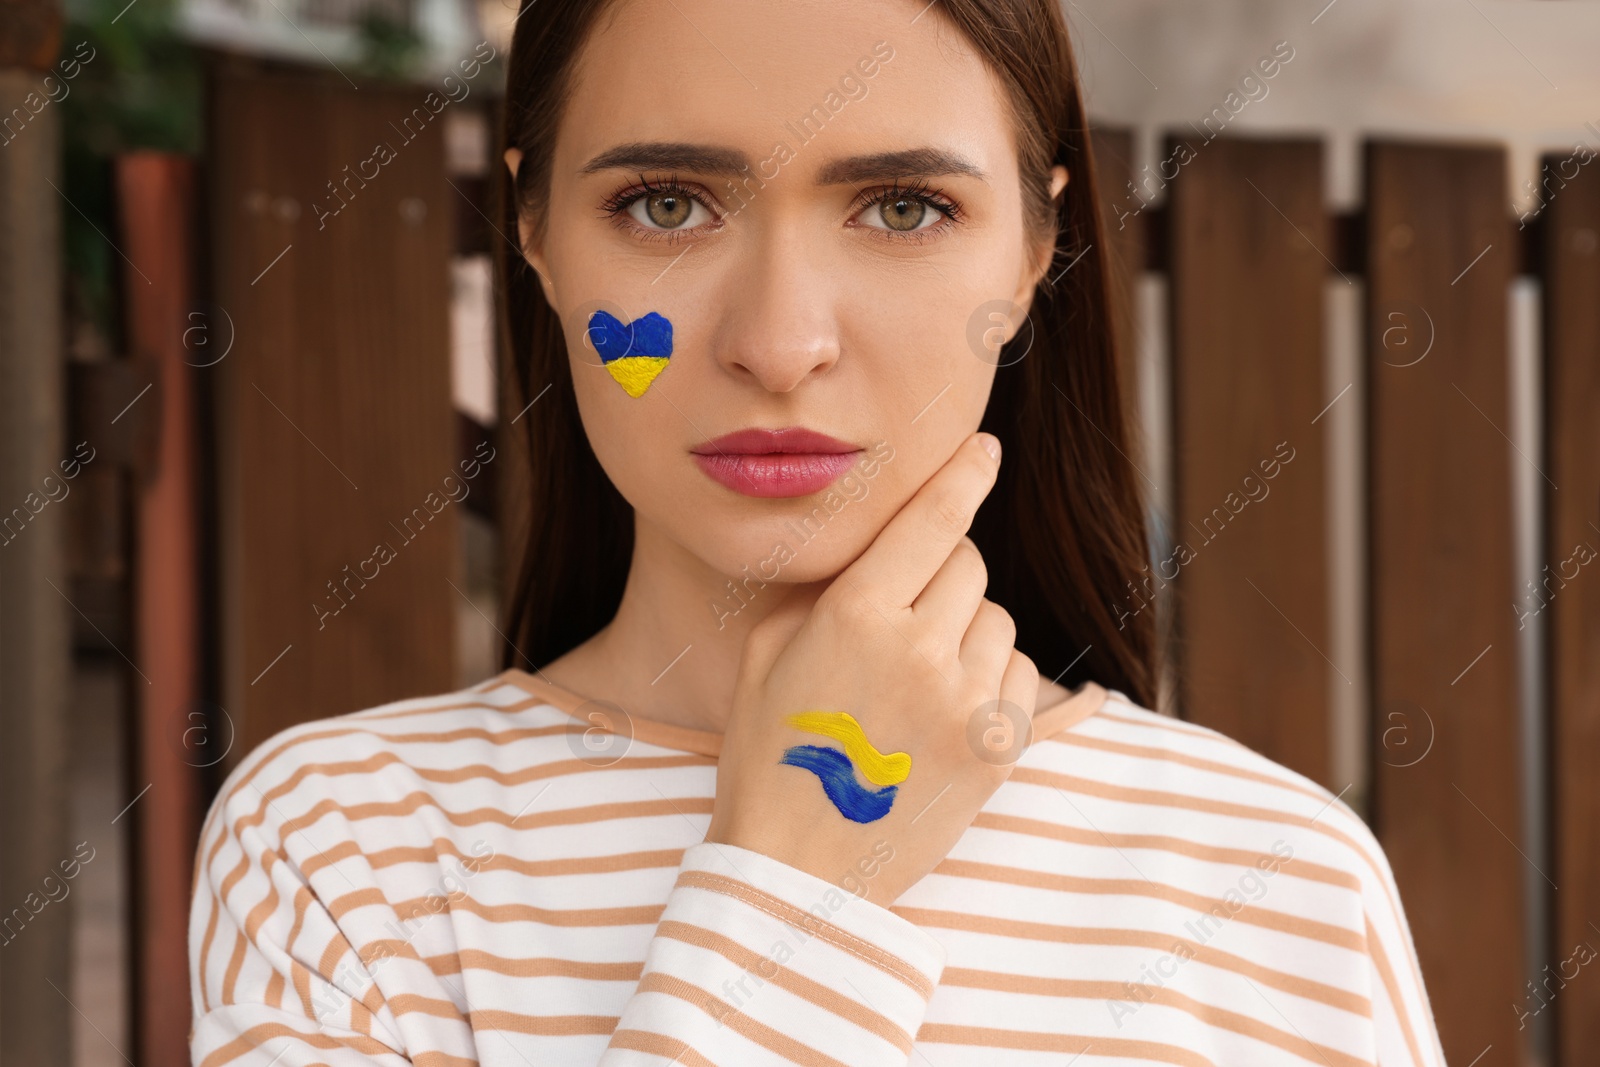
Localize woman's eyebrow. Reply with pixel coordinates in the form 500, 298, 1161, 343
578, 142, 989, 185
816, 148, 988, 185
579, 142, 750, 176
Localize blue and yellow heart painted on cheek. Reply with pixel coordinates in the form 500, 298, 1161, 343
587, 309, 673, 398
779, 711, 911, 824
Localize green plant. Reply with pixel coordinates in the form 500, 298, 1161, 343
59, 0, 202, 343
355, 8, 425, 82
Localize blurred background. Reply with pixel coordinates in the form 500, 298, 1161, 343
0, 0, 1595, 1064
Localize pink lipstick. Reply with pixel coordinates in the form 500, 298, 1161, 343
690, 427, 863, 498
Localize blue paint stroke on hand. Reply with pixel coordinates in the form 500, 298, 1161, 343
587, 310, 673, 363
779, 744, 898, 823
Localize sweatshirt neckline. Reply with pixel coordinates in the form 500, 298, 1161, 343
493, 666, 1108, 760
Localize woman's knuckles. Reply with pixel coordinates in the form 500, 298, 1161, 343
797, 592, 867, 645
929, 491, 975, 541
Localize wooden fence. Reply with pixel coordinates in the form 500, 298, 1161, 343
1090, 126, 1600, 1066
87, 66, 1598, 1065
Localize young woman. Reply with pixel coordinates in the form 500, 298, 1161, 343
189, 0, 1448, 1064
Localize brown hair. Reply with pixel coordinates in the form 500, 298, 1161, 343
495, 0, 1158, 709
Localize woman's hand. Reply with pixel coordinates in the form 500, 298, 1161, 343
705, 431, 1039, 907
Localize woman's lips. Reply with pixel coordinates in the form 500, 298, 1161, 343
690, 427, 863, 498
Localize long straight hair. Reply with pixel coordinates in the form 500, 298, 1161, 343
495, 0, 1158, 709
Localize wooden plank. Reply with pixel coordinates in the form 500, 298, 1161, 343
1364, 139, 1524, 1063
1541, 150, 1600, 1064
210, 68, 459, 763
115, 151, 207, 1067
0, 64, 71, 1066
1165, 135, 1331, 787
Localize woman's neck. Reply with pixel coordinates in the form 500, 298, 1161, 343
536, 515, 825, 734
533, 514, 1077, 734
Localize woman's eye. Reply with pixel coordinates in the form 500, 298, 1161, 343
628, 192, 711, 231
858, 195, 945, 233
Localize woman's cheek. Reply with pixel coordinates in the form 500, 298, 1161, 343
571, 368, 658, 495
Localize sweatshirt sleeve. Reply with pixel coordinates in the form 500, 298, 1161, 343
1347, 817, 1448, 1067
189, 795, 417, 1067
604, 840, 947, 1066
193, 769, 945, 1067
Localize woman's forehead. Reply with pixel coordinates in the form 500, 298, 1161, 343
555, 0, 1015, 181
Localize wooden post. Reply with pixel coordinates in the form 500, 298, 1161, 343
208, 66, 459, 759
1166, 135, 1333, 788
1365, 138, 1525, 1063
115, 151, 207, 1067
0, 6, 70, 1062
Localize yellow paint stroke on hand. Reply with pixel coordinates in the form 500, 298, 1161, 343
605, 356, 670, 398
785, 711, 911, 786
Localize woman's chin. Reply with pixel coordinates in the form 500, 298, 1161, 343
693, 524, 871, 591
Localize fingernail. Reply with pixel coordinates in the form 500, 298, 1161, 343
980, 434, 1001, 462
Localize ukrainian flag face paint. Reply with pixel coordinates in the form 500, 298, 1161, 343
780, 711, 911, 824
587, 309, 673, 397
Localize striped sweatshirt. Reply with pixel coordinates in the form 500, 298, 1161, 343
188, 667, 1448, 1067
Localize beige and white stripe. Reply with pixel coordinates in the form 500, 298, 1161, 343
188, 667, 1447, 1066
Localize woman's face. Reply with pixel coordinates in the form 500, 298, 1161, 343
510, 0, 1062, 590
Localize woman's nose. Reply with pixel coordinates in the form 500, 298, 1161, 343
711, 227, 843, 393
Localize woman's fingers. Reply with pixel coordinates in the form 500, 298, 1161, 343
831, 432, 1001, 612
910, 535, 988, 648
996, 647, 1041, 739
959, 597, 1019, 680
